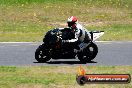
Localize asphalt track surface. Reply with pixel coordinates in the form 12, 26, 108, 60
0, 41, 132, 66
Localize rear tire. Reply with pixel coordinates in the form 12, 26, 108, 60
35, 44, 51, 62
78, 42, 98, 62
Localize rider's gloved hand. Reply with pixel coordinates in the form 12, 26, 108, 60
62, 40, 69, 43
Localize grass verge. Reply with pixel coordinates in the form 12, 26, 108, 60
0, 0, 132, 41
0, 66, 132, 88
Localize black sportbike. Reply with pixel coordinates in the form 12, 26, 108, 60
35, 28, 104, 63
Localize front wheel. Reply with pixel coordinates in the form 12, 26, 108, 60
35, 44, 51, 62
78, 42, 98, 62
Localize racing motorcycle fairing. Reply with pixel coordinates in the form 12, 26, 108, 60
90, 31, 104, 41
35, 28, 104, 62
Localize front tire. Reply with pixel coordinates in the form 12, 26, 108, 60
78, 42, 98, 62
35, 44, 51, 62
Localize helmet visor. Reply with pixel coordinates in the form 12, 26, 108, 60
67, 22, 75, 27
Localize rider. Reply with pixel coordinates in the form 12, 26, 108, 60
61, 16, 92, 51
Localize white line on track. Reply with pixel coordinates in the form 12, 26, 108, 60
0, 41, 132, 44
29, 44, 39, 46
0, 42, 34, 44
96, 41, 132, 43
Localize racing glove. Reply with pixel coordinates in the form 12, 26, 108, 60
62, 40, 69, 43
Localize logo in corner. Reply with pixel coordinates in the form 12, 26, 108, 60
76, 66, 131, 85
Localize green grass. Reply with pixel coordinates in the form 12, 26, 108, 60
0, 0, 132, 8
0, 66, 132, 88
0, 0, 132, 41
88, 24, 132, 41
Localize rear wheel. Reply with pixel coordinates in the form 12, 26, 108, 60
35, 44, 51, 62
78, 42, 98, 62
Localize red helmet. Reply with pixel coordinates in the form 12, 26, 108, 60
67, 16, 78, 29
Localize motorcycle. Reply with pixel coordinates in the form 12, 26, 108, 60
35, 28, 104, 63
